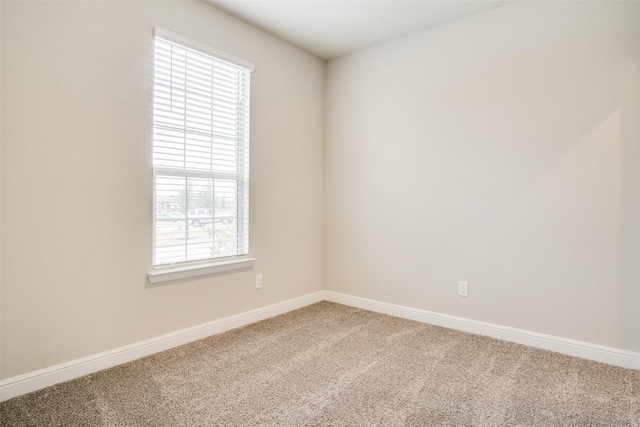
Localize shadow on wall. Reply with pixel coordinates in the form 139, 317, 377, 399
620, 58, 640, 352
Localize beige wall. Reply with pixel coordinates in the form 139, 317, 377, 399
325, 2, 640, 352
1, 1, 325, 379
2, 0, 639, 382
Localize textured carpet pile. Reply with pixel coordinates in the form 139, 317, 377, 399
1, 301, 639, 426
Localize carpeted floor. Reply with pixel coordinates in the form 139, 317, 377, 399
1, 301, 639, 426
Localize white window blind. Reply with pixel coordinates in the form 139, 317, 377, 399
152, 28, 252, 268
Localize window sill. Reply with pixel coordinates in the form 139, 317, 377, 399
147, 257, 256, 284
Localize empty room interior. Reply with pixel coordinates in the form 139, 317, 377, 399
1, 0, 639, 424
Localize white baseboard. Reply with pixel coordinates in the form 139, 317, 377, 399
324, 291, 640, 371
0, 291, 325, 402
2, 289, 638, 402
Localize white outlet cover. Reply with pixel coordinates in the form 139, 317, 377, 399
458, 281, 468, 297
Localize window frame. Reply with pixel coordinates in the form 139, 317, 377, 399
148, 28, 255, 284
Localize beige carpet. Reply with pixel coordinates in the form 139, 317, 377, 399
1, 301, 639, 426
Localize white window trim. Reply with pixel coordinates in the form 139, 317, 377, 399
147, 257, 256, 284
149, 27, 255, 281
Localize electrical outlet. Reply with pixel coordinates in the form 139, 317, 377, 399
256, 274, 263, 289
458, 281, 468, 297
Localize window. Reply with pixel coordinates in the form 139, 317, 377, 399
149, 28, 254, 281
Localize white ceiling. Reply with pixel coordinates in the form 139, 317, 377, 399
205, 0, 511, 60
